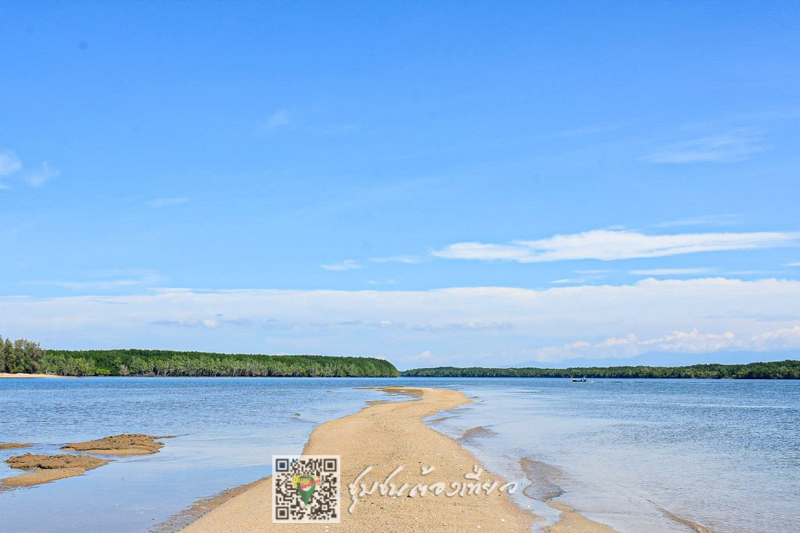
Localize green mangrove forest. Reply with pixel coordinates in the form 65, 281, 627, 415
2, 334, 798, 378
0, 338, 399, 377
400, 360, 800, 379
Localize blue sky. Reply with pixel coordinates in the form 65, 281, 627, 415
1, 1, 799, 368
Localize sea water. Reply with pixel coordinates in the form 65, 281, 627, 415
411, 377, 800, 533
1, 377, 798, 532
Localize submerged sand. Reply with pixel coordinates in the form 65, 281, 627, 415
2, 453, 110, 488
62, 434, 166, 455
183, 386, 615, 532
1, 434, 168, 489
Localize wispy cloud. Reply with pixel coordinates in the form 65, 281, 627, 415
0, 150, 59, 188
642, 129, 763, 164
630, 268, 713, 276
433, 230, 799, 263
148, 197, 189, 208
22, 270, 163, 291
31, 279, 144, 290
262, 109, 290, 131
550, 278, 589, 285
0, 149, 22, 177
369, 255, 421, 264
654, 214, 740, 228
26, 162, 59, 187
321, 259, 362, 271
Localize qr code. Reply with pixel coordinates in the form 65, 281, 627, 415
273, 455, 340, 523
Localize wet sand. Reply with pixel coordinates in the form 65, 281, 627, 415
0, 443, 32, 450
61, 434, 166, 455
546, 502, 616, 533
2, 453, 110, 488
1, 434, 168, 489
183, 387, 615, 532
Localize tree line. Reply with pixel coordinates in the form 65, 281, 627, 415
43, 349, 400, 377
0, 337, 399, 377
0, 335, 46, 374
401, 360, 800, 379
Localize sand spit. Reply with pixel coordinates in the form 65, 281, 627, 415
184, 386, 534, 532
0, 443, 32, 450
2, 453, 110, 488
62, 434, 167, 455
0, 373, 64, 379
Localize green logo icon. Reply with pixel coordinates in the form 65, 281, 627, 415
293, 474, 318, 505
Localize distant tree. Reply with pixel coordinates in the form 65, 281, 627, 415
4, 338, 21, 373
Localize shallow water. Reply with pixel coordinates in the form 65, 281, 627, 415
0, 377, 399, 532
416, 378, 800, 532
1, 377, 798, 532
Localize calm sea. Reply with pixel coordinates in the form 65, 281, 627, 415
0, 377, 797, 532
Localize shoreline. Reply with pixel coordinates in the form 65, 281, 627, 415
179, 386, 614, 532
0, 373, 65, 379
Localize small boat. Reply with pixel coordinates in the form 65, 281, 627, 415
570, 376, 587, 382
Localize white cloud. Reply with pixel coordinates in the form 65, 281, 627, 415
433, 230, 799, 263
3, 278, 800, 367
0, 151, 59, 188
0, 149, 22, 176
321, 259, 362, 271
22, 270, 163, 291
34, 279, 144, 290
262, 110, 290, 130
26, 162, 59, 187
148, 197, 189, 208
412, 350, 433, 360
786, 262, 800, 267
527, 325, 800, 363
630, 268, 713, 276
550, 278, 588, 285
654, 214, 740, 228
369, 255, 421, 264
642, 129, 763, 164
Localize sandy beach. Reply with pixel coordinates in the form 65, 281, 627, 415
0, 373, 64, 379
183, 386, 613, 532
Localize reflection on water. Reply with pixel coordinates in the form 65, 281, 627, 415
1, 377, 798, 533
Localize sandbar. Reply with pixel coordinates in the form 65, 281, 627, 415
2, 453, 110, 488
185, 387, 534, 531
61, 434, 166, 455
